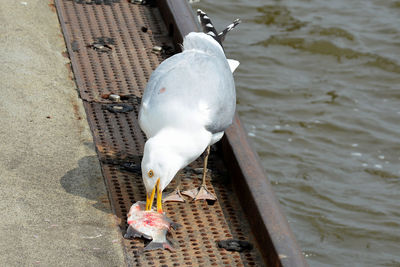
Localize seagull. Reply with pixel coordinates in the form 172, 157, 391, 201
140, 10, 240, 213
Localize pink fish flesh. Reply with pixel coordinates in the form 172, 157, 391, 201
124, 201, 180, 251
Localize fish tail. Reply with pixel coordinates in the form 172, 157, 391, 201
165, 217, 182, 230
144, 239, 175, 251
170, 221, 181, 230
124, 225, 152, 240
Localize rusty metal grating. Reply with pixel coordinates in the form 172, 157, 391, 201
55, 0, 265, 266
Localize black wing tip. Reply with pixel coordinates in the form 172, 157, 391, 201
197, 9, 206, 15
233, 18, 241, 24
218, 18, 241, 42
196, 9, 221, 45
196, 9, 240, 46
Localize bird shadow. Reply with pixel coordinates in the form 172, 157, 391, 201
60, 155, 112, 214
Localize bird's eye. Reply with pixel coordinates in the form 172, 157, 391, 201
148, 170, 154, 178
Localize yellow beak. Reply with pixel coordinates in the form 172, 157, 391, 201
145, 178, 163, 213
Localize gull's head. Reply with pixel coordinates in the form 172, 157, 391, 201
141, 137, 183, 204
142, 137, 183, 212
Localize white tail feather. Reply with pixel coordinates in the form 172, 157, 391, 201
227, 59, 240, 73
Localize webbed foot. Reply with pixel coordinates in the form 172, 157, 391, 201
162, 189, 185, 203
182, 185, 216, 201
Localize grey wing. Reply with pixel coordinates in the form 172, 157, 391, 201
140, 51, 236, 133
197, 55, 236, 134
203, 81, 236, 134
140, 54, 182, 105
139, 55, 183, 135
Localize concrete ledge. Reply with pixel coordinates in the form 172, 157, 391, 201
0, 1, 126, 266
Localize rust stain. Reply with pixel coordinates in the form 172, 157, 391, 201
95, 144, 119, 157
65, 62, 74, 81
69, 97, 85, 137
101, 93, 112, 99
48, 0, 56, 13
61, 51, 69, 59
99, 194, 110, 204
71, 99, 82, 121
98, 194, 112, 211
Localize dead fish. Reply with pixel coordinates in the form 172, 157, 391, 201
124, 201, 180, 251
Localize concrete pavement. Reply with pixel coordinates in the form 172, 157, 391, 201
0, 1, 127, 265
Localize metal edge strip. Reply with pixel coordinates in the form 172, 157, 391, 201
156, 0, 308, 266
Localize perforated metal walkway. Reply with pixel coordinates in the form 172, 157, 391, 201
55, 1, 266, 266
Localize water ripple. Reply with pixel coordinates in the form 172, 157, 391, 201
192, 0, 400, 266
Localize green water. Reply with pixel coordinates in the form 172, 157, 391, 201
192, 1, 400, 266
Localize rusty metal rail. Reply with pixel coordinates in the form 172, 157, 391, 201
54, 0, 307, 266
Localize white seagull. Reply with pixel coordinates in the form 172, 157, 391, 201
139, 10, 240, 213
